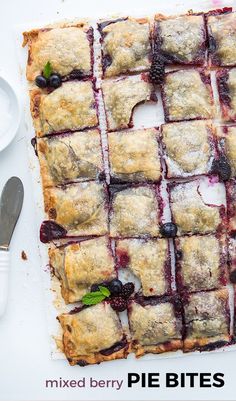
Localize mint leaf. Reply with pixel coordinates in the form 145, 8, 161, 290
99, 285, 111, 297
43, 61, 53, 79
82, 291, 106, 306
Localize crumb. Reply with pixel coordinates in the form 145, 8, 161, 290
21, 251, 28, 261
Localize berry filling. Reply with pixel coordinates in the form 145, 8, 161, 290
40, 220, 67, 243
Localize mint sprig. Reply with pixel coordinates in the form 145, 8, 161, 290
43, 61, 53, 79
82, 285, 111, 306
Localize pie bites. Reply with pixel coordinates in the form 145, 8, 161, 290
102, 75, 156, 131
30, 81, 98, 137
169, 180, 224, 236
43, 181, 108, 237
154, 14, 206, 66
58, 303, 128, 365
128, 296, 183, 357
175, 235, 227, 293
183, 289, 230, 352
116, 238, 171, 297
108, 128, 161, 183
37, 129, 104, 187
161, 120, 216, 178
161, 69, 214, 122
217, 68, 236, 121
109, 185, 161, 238
23, 22, 93, 81
99, 17, 151, 78
49, 237, 116, 303
207, 10, 236, 67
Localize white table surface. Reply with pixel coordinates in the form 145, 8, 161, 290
0, 0, 236, 400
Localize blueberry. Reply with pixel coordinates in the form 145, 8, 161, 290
90, 284, 100, 292
108, 279, 123, 296
160, 222, 177, 238
49, 74, 62, 89
211, 156, 231, 181
35, 75, 47, 88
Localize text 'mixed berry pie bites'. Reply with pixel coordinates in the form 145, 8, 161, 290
154, 13, 207, 66
115, 238, 171, 297
128, 296, 183, 357
109, 185, 161, 238
30, 81, 98, 137
58, 303, 129, 366
98, 17, 151, 78
108, 128, 161, 183
41, 181, 108, 240
169, 179, 225, 236
49, 236, 116, 303
216, 126, 236, 178
161, 69, 214, 122
23, 21, 93, 81
161, 120, 216, 178
207, 9, 236, 67
226, 179, 236, 234
101, 74, 156, 131
216, 68, 236, 121
183, 289, 230, 352
175, 235, 227, 293
37, 129, 104, 188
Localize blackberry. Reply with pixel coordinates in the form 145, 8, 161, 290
110, 296, 127, 312
149, 54, 165, 85
211, 156, 231, 181
121, 282, 135, 299
108, 279, 123, 296
160, 222, 177, 238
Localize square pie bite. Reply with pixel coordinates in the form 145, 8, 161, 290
175, 235, 227, 293
49, 236, 116, 303
98, 17, 151, 78
30, 81, 98, 137
115, 238, 171, 297
169, 180, 224, 236
58, 303, 128, 366
109, 185, 161, 238
154, 13, 207, 66
183, 289, 230, 352
43, 181, 108, 238
23, 22, 93, 81
102, 74, 156, 131
161, 69, 214, 122
108, 128, 161, 183
161, 120, 216, 178
207, 10, 236, 67
216, 68, 236, 121
37, 129, 104, 187
128, 296, 183, 357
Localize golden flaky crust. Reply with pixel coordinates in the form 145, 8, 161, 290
100, 17, 151, 78
162, 69, 214, 122
108, 128, 161, 182
155, 13, 206, 65
58, 303, 129, 366
23, 21, 93, 80
43, 182, 108, 236
30, 81, 98, 137
129, 301, 183, 357
102, 75, 155, 131
37, 129, 103, 188
183, 288, 230, 352
49, 237, 116, 304
161, 120, 215, 178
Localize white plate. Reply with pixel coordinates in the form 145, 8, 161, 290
0, 76, 21, 152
